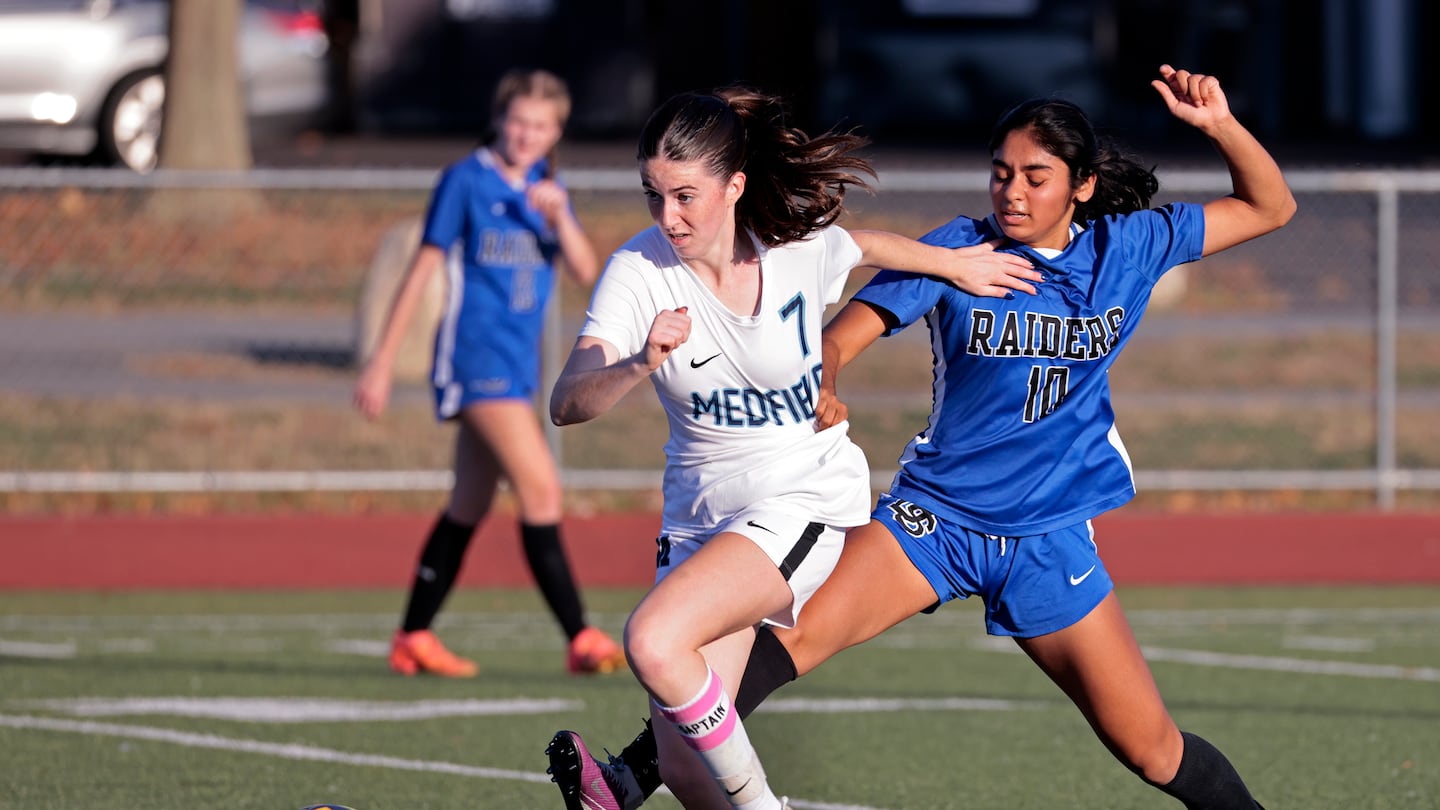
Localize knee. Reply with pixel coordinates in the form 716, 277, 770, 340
513, 480, 563, 523
622, 616, 678, 687
1115, 722, 1184, 785
445, 491, 489, 526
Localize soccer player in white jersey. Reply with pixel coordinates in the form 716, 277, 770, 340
547, 87, 1038, 809
353, 69, 626, 679
549, 66, 1293, 809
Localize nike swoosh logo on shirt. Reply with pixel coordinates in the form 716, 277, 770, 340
690, 353, 722, 368
1069, 565, 1097, 586
746, 520, 776, 535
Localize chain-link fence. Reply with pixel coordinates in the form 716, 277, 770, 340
2, 166, 1438, 511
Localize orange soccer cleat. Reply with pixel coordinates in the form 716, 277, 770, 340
566, 626, 627, 675
389, 629, 478, 678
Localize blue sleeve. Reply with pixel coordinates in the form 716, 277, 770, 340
916, 214, 993, 249
421, 164, 468, 249
852, 270, 951, 337
851, 214, 990, 337
1113, 202, 1206, 283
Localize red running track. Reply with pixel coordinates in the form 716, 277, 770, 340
3, 511, 1439, 590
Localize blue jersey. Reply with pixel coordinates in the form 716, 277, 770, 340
423, 148, 563, 415
854, 203, 1205, 535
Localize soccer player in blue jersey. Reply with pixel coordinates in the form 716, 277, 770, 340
548, 65, 1293, 809
353, 69, 625, 678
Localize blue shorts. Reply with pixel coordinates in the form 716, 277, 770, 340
432, 323, 540, 419
872, 493, 1112, 638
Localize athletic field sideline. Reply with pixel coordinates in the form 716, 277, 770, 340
3, 585, 1437, 809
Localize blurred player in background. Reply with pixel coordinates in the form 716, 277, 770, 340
354, 68, 624, 678
547, 86, 1037, 809
549, 65, 1292, 809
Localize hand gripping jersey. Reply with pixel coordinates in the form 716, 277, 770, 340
580, 225, 873, 534
855, 203, 1205, 536
424, 148, 563, 415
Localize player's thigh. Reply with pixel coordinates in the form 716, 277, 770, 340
458, 399, 562, 514
447, 419, 500, 523
775, 519, 940, 676
1015, 592, 1181, 776
629, 532, 792, 661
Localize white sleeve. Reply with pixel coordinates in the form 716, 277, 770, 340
578, 252, 654, 358
819, 226, 863, 305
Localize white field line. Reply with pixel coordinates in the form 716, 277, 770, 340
0, 639, 76, 658
1139, 646, 1440, 681
0, 713, 888, 810
970, 637, 1440, 681
324, 639, 390, 657
20, 697, 583, 723
13, 696, 1037, 724
0, 712, 563, 784
761, 696, 1042, 713
1125, 607, 1440, 627
1281, 635, 1377, 653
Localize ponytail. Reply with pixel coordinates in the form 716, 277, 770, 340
638, 87, 873, 247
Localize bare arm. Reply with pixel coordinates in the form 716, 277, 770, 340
529, 180, 600, 285
353, 243, 444, 420
1150, 64, 1297, 256
814, 301, 891, 430
550, 307, 692, 425
849, 229, 1041, 297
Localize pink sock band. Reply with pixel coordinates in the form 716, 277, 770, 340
657, 669, 737, 752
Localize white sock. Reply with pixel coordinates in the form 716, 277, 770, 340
655, 667, 781, 808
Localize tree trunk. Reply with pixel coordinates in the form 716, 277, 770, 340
161, 0, 251, 170
149, 0, 260, 221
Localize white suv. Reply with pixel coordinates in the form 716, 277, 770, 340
0, 0, 329, 172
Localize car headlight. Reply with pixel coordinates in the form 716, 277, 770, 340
30, 93, 79, 125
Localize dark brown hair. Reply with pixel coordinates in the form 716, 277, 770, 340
989, 98, 1159, 223
637, 87, 873, 247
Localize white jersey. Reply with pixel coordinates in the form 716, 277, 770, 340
580, 224, 873, 534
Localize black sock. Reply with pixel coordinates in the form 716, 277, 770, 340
1149, 731, 1262, 809
617, 719, 661, 798
735, 624, 798, 718
520, 522, 587, 640
400, 513, 475, 633
624, 624, 797, 801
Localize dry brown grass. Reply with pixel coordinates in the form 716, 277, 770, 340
4, 186, 1439, 514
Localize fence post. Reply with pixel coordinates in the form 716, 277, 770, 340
1376, 178, 1399, 510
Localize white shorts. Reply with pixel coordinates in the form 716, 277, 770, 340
655, 503, 847, 629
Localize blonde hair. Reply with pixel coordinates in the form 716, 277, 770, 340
491, 68, 571, 129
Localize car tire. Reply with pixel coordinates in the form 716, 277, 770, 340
99, 69, 165, 173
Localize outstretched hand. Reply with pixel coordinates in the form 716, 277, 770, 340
1151, 64, 1233, 135
942, 239, 1040, 297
